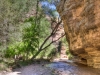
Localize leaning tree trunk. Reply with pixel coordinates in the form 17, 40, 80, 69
57, 0, 100, 68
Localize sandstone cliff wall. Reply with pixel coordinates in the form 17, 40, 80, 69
57, 0, 100, 68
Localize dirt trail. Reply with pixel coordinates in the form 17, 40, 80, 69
1, 59, 100, 75
1, 50, 100, 75
0, 62, 58, 75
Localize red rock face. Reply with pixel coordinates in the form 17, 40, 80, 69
57, 0, 100, 68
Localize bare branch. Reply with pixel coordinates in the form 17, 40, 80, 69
31, 20, 62, 60
42, 34, 65, 50
51, 20, 62, 35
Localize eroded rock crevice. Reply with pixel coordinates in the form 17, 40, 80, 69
57, 0, 100, 68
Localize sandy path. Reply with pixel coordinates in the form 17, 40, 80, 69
1, 49, 100, 75
4, 63, 58, 75
1, 59, 100, 75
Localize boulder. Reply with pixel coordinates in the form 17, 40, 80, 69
57, 0, 100, 68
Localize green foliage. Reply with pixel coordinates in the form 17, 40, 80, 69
0, 42, 1, 46
0, 0, 61, 70
0, 0, 37, 58
5, 42, 25, 58
38, 43, 56, 59
0, 0, 36, 23
22, 17, 39, 59
39, 18, 51, 38
0, 62, 8, 70
3, 0, 58, 62
66, 50, 73, 60
61, 36, 73, 59
37, 17, 57, 59
5, 16, 54, 60
5, 17, 39, 60
46, 48, 57, 59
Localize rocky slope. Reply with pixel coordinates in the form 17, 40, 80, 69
57, 0, 100, 68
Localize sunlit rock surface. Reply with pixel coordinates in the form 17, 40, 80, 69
57, 0, 100, 68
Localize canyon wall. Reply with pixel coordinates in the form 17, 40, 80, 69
57, 0, 100, 68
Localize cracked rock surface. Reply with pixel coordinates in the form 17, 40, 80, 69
57, 0, 100, 68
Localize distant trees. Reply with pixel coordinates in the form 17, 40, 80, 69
0, 0, 36, 45
0, 0, 36, 59
4, 0, 54, 60
1, 0, 65, 62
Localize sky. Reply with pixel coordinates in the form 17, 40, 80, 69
40, 1, 59, 17
41, 1, 56, 10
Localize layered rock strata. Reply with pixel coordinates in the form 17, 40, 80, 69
57, 0, 100, 68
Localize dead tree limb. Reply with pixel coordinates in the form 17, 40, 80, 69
31, 21, 62, 60
42, 34, 65, 50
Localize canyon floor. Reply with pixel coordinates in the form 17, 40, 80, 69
1, 49, 100, 75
